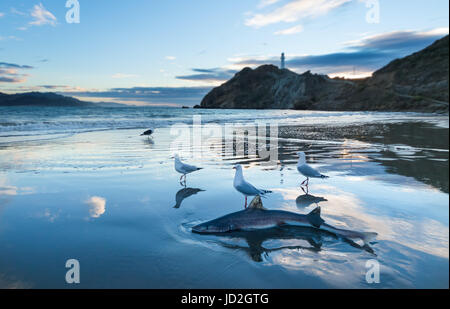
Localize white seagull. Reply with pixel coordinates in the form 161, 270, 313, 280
174, 154, 202, 186
297, 151, 329, 194
233, 164, 272, 208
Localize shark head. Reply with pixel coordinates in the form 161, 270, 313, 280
192, 220, 233, 234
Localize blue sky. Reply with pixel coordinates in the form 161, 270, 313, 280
0, 0, 448, 105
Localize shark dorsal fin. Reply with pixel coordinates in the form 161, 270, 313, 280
307, 206, 324, 228
309, 206, 321, 216
248, 196, 266, 210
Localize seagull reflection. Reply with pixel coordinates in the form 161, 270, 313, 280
173, 187, 205, 208
142, 138, 154, 147
207, 226, 375, 262
296, 194, 328, 208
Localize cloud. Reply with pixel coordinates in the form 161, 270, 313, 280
0, 12, 5, 18
0, 63, 33, 83
85, 196, 106, 219
29, 3, 57, 26
11, 8, 27, 16
112, 73, 138, 79
345, 27, 450, 52
38, 85, 72, 90
226, 28, 449, 78
245, 0, 351, 28
165, 56, 176, 60
62, 86, 212, 106
0, 62, 33, 70
0, 35, 21, 41
258, 0, 281, 8
274, 24, 303, 35
176, 68, 237, 83
0, 76, 26, 83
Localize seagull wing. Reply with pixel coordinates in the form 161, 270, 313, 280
235, 179, 269, 196
179, 162, 201, 174
297, 164, 323, 178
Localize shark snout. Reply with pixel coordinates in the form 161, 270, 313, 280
192, 223, 208, 233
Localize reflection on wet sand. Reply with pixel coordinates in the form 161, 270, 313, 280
173, 187, 205, 208
296, 194, 328, 208
85, 196, 107, 218
277, 122, 449, 193
142, 137, 154, 147
208, 226, 374, 262
221, 121, 448, 193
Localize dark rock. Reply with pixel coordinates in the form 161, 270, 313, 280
200, 35, 449, 112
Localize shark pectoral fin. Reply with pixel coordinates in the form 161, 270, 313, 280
307, 206, 325, 228
248, 196, 266, 210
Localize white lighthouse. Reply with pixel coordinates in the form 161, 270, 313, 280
280, 52, 285, 69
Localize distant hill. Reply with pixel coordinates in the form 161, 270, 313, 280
200, 35, 449, 112
0, 92, 92, 107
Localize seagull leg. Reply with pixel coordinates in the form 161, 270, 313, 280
301, 178, 307, 186
301, 186, 307, 194
245, 196, 247, 208
306, 178, 309, 194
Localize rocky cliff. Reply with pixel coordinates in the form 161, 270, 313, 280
200, 35, 449, 112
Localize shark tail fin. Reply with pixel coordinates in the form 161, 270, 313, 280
248, 196, 266, 210
307, 207, 325, 228
361, 232, 378, 245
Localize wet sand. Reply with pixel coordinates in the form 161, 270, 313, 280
0, 118, 448, 288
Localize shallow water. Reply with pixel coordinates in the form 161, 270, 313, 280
0, 108, 448, 288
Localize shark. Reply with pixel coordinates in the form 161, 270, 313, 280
192, 196, 377, 245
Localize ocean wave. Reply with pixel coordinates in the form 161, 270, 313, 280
0, 106, 447, 140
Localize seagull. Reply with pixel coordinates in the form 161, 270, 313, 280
297, 151, 329, 194
233, 164, 272, 208
140, 129, 154, 138
174, 154, 202, 186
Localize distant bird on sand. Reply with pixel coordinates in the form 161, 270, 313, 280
174, 154, 202, 186
233, 164, 272, 208
297, 151, 329, 194
140, 129, 154, 138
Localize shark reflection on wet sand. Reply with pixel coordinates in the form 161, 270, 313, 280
212, 225, 375, 262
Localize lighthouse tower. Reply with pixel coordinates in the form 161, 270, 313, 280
280, 52, 285, 69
